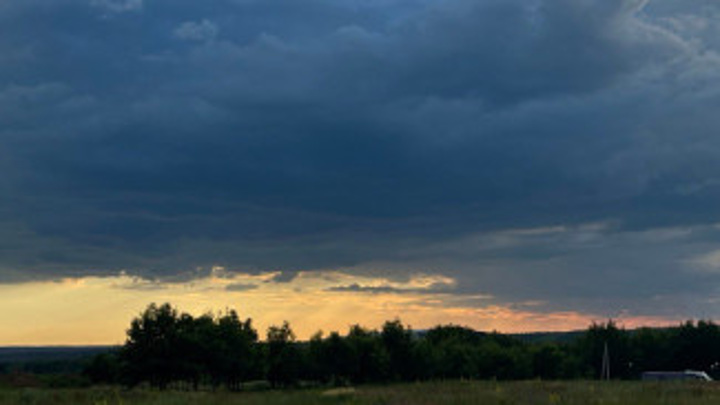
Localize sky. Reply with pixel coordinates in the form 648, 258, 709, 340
2, 0, 720, 345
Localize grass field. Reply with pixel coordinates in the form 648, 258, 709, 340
1, 381, 719, 405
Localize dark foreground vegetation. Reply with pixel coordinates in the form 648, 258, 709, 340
3, 381, 720, 405
77, 303, 720, 390
3, 303, 720, 391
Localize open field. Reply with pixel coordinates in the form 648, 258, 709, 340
1, 381, 720, 405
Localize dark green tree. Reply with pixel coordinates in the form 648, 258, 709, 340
670, 320, 720, 376
630, 327, 672, 374
575, 320, 632, 379
265, 321, 300, 388
83, 352, 121, 384
120, 303, 181, 389
118, 303, 258, 390
531, 343, 578, 380
381, 319, 415, 381
345, 325, 389, 383
214, 309, 259, 390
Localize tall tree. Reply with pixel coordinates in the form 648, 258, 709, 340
215, 309, 259, 390
346, 325, 389, 383
381, 319, 415, 381
265, 321, 300, 388
575, 320, 631, 379
120, 303, 181, 389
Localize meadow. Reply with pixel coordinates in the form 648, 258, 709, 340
1, 381, 719, 405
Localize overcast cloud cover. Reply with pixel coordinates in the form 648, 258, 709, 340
2, 0, 720, 318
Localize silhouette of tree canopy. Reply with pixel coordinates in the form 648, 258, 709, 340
117, 303, 258, 390
381, 319, 415, 381
83, 303, 720, 389
575, 320, 632, 379
265, 321, 300, 388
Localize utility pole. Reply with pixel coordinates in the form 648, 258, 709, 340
601, 341, 610, 381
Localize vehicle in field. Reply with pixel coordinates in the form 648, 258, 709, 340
641, 370, 713, 381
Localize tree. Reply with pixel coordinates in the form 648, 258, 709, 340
214, 309, 259, 390
174, 312, 211, 390
670, 320, 720, 375
84, 352, 121, 384
575, 320, 631, 379
630, 327, 672, 373
381, 319, 415, 381
531, 343, 577, 380
346, 325, 388, 383
265, 321, 300, 388
321, 331, 354, 384
120, 303, 181, 389
118, 303, 258, 390
306, 331, 329, 383
420, 325, 484, 379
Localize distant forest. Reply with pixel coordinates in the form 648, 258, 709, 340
72, 303, 720, 390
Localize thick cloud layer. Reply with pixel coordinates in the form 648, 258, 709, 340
2, 0, 720, 317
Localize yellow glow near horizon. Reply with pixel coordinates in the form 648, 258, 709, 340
0, 270, 677, 345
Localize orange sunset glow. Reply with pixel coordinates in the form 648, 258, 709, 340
0, 269, 678, 346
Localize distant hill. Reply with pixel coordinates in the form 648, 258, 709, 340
0, 346, 116, 375
413, 328, 586, 344
0, 346, 115, 363
509, 331, 585, 344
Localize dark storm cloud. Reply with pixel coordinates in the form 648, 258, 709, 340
326, 282, 455, 295
267, 272, 300, 284
2, 0, 720, 317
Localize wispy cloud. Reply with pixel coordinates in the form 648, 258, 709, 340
689, 249, 720, 273
90, 0, 143, 13
326, 281, 454, 295
225, 282, 259, 292
174, 19, 218, 42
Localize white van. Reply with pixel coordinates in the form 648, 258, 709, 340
641, 370, 713, 381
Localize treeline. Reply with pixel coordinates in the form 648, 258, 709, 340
0, 347, 113, 389
84, 303, 720, 389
